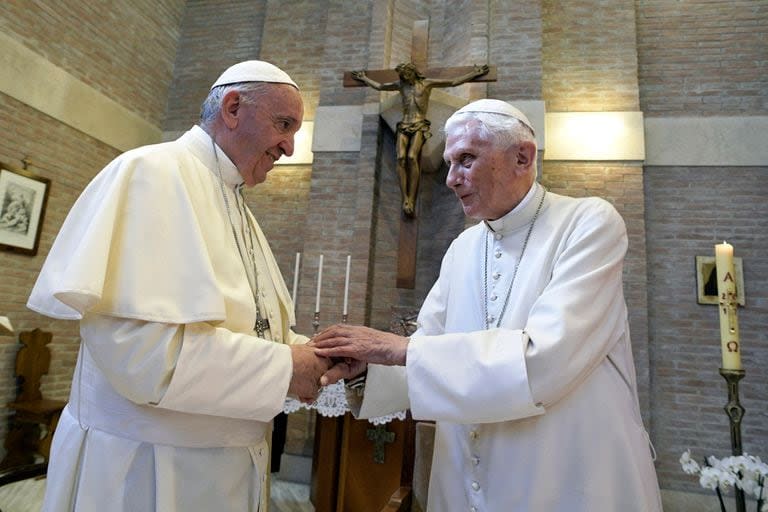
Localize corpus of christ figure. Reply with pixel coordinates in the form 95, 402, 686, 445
352, 62, 490, 217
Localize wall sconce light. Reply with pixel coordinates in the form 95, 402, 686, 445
544, 111, 645, 161
276, 121, 314, 165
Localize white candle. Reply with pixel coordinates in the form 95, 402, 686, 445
291, 252, 301, 307
315, 254, 324, 313
715, 241, 741, 370
343, 255, 351, 315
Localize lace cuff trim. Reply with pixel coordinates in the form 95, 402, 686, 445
283, 381, 407, 425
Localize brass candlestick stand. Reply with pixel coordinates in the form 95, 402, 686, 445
312, 312, 320, 334
342, 313, 348, 324
719, 368, 746, 512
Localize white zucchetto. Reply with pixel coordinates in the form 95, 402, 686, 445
211, 60, 299, 90
453, 99, 535, 135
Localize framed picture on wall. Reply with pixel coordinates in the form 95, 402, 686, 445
0, 163, 50, 256
695, 255, 745, 306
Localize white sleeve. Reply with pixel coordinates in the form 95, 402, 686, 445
81, 313, 293, 421
407, 329, 544, 423
345, 364, 410, 420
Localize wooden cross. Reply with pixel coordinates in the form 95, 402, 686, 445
366, 424, 396, 464
344, 20, 496, 288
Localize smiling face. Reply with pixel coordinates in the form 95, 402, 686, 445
443, 119, 535, 220
221, 83, 304, 186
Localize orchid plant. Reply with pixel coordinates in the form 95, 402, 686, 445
680, 450, 767, 512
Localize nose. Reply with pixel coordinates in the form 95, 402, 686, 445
279, 136, 295, 158
445, 162, 462, 189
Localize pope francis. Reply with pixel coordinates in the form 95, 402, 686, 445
27, 61, 329, 512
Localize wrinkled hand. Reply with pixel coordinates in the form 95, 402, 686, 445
319, 357, 367, 387
288, 344, 332, 403
312, 323, 409, 369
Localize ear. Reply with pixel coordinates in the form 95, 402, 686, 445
220, 90, 242, 129
515, 141, 537, 171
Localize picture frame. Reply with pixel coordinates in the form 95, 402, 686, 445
0, 163, 50, 256
695, 255, 745, 306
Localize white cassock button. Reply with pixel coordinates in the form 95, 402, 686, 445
486, 315, 495, 324
472, 481, 480, 491
494, 233, 503, 240
472, 456, 480, 466
490, 294, 498, 301
494, 250, 502, 259
492, 272, 501, 280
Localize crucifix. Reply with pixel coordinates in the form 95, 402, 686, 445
366, 424, 396, 464
254, 314, 270, 338
344, 20, 496, 288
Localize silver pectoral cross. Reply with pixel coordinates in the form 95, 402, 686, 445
254, 313, 270, 338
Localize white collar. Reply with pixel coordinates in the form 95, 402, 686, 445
183, 125, 244, 188
485, 182, 545, 234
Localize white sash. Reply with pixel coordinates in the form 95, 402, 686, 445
68, 345, 268, 448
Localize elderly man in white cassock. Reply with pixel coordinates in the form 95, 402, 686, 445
27, 61, 330, 512
313, 99, 663, 511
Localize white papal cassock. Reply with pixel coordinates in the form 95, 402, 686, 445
27, 126, 306, 512
350, 183, 663, 512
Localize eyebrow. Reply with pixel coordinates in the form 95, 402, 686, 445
273, 114, 300, 128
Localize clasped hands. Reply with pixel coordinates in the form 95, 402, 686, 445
287, 324, 409, 403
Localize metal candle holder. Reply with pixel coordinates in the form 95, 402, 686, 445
719, 368, 746, 512
342, 313, 348, 324
312, 311, 320, 334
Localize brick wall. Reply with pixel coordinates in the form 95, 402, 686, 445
246, 166, 312, 287
0, 0, 185, 127
163, 0, 265, 132
488, 0, 542, 100
637, 0, 768, 495
644, 166, 768, 491
542, 0, 640, 111
637, 0, 768, 116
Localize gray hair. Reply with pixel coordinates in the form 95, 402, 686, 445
199, 81, 274, 128
444, 111, 537, 152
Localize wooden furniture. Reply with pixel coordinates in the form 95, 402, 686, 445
310, 307, 429, 512
1, 329, 66, 469
379, 414, 415, 512
311, 412, 413, 512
